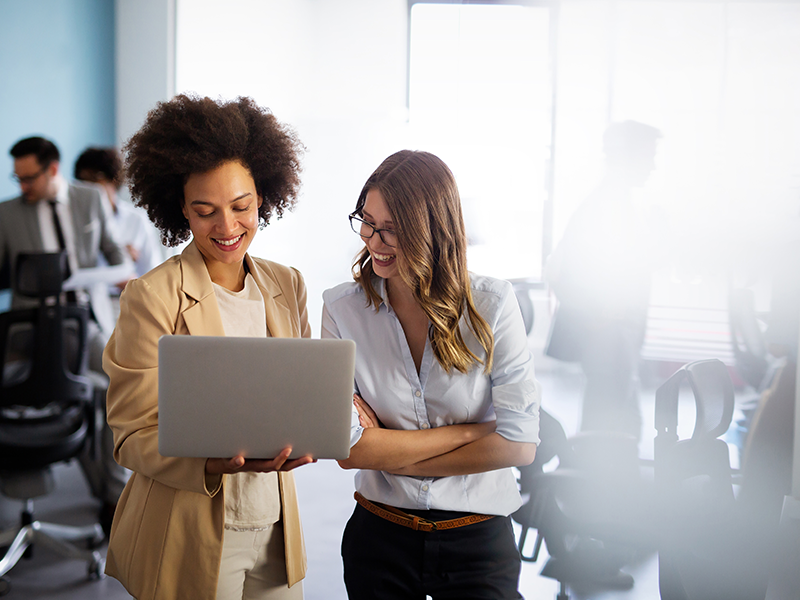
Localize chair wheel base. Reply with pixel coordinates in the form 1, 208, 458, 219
556, 581, 569, 600
86, 535, 102, 551
88, 553, 105, 580
0, 577, 9, 597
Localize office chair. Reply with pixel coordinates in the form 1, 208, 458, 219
654, 358, 768, 600
510, 279, 540, 337
513, 409, 654, 600
0, 252, 105, 595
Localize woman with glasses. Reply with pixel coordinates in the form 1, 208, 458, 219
103, 94, 311, 600
322, 150, 541, 599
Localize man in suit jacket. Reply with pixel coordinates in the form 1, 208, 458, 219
1, 136, 134, 532
2, 137, 134, 335
545, 121, 663, 443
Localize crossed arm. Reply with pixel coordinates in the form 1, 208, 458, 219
337, 395, 536, 477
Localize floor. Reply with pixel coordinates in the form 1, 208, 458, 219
0, 358, 716, 600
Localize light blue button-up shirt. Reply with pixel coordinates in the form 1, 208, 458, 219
321, 274, 541, 516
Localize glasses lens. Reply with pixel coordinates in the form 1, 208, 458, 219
349, 213, 396, 247
350, 214, 372, 238
359, 220, 375, 240
11, 168, 43, 185
379, 230, 397, 248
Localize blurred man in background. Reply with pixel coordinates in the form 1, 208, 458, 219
546, 121, 663, 442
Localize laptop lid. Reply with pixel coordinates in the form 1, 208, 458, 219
158, 335, 355, 460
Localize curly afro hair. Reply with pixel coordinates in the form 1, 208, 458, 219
124, 94, 303, 247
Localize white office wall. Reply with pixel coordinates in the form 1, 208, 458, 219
175, 0, 410, 334
119, 1, 558, 332
117, 0, 800, 339
116, 0, 176, 147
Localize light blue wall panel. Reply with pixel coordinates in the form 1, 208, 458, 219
0, 0, 115, 200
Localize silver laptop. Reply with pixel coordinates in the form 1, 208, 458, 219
158, 336, 356, 460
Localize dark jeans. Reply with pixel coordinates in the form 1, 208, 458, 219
342, 504, 523, 600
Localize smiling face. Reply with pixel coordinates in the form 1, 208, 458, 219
361, 188, 403, 284
182, 160, 262, 290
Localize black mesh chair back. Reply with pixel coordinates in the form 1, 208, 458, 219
0, 311, 92, 469
0, 253, 92, 415
654, 359, 766, 600
654, 358, 735, 515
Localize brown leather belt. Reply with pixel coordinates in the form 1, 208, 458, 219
354, 492, 495, 532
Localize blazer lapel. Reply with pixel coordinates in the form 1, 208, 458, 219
245, 255, 294, 339
66, 185, 89, 263
179, 241, 226, 337
17, 198, 44, 250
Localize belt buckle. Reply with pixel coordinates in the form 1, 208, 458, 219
414, 517, 437, 532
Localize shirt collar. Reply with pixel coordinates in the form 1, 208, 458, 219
376, 276, 390, 309
53, 175, 69, 204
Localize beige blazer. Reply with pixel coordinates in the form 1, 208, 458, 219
103, 241, 310, 600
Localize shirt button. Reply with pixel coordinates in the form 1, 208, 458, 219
415, 390, 422, 397
421, 423, 429, 430
422, 485, 429, 492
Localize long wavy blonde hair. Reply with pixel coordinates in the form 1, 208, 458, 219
352, 150, 494, 374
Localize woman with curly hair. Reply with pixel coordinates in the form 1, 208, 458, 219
322, 150, 542, 599
103, 94, 311, 600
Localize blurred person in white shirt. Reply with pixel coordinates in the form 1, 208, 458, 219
75, 147, 163, 281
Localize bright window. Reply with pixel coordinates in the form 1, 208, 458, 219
408, 2, 552, 280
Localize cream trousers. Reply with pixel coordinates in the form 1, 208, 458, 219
215, 522, 304, 600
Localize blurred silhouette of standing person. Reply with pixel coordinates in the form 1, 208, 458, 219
545, 121, 663, 442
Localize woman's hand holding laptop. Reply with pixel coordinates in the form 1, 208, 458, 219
205, 447, 316, 475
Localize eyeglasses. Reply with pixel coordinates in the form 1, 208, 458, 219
11, 167, 47, 185
349, 212, 397, 248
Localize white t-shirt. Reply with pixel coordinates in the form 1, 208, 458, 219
213, 273, 281, 530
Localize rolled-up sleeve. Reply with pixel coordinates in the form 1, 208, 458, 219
489, 283, 541, 445
493, 379, 541, 444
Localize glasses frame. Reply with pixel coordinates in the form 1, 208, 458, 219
349, 212, 397, 248
11, 166, 47, 186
